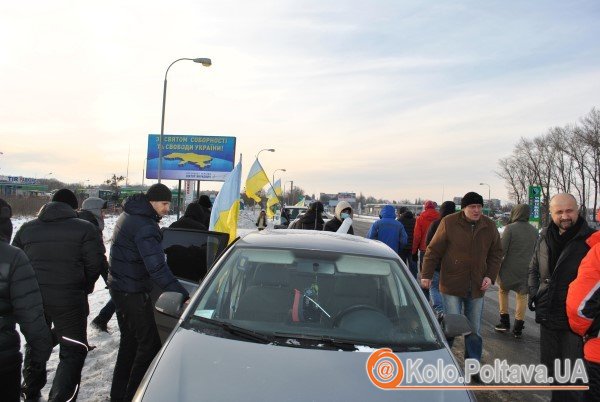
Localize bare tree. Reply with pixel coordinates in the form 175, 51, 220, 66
579, 108, 600, 219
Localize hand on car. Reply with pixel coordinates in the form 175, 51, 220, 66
480, 277, 492, 291
420, 278, 431, 289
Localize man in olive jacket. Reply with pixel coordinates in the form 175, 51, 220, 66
494, 204, 538, 337
528, 193, 594, 402
421, 191, 502, 364
0, 198, 53, 402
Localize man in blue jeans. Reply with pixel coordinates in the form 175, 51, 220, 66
420, 192, 502, 373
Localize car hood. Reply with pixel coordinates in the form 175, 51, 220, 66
138, 328, 472, 402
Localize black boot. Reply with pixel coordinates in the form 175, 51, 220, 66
513, 319, 525, 338
494, 313, 510, 333
91, 316, 109, 332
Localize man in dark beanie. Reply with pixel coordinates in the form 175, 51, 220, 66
0, 198, 53, 402
198, 194, 212, 209
52, 188, 79, 210
195, 194, 213, 228
12, 193, 104, 400
289, 201, 325, 230
108, 183, 189, 401
421, 191, 502, 376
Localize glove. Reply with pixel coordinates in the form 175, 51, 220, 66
528, 297, 536, 311
411, 253, 419, 262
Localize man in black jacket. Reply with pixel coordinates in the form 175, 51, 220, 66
0, 198, 53, 402
12, 189, 104, 401
109, 184, 189, 401
528, 193, 594, 402
289, 201, 325, 230
397, 207, 416, 279
78, 197, 115, 333
425, 201, 456, 315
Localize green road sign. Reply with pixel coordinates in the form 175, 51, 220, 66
528, 185, 542, 222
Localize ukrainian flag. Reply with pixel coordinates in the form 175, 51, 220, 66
265, 179, 281, 218
273, 178, 282, 196
245, 159, 269, 202
209, 161, 242, 244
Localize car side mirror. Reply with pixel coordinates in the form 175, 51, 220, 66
155, 292, 185, 318
441, 313, 472, 338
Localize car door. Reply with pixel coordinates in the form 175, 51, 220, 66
152, 228, 229, 342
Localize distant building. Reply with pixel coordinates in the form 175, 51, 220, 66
0, 175, 48, 197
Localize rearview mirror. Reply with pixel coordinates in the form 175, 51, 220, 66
441, 314, 472, 338
155, 292, 185, 318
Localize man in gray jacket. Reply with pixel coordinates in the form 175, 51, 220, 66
0, 198, 52, 402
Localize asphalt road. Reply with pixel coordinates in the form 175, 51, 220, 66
353, 217, 551, 402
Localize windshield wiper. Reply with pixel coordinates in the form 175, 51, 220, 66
191, 316, 273, 344
271, 333, 359, 351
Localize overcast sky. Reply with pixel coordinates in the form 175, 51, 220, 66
1, 1, 599, 203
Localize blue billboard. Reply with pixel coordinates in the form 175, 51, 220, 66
146, 134, 236, 181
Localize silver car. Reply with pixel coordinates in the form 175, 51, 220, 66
136, 230, 474, 401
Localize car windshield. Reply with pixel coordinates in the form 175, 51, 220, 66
285, 208, 306, 219
183, 247, 441, 351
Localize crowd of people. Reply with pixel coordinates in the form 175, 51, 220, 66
286, 191, 599, 400
0, 186, 598, 400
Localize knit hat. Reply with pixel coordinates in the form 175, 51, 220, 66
0, 198, 13, 241
439, 201, 456, 217
424, 200, 436, 210
309, 201, 324, 213
461, 192, 484, 209
82, 197, 108, 228
146, 183, 172, 202
52, 188, 79, 209
198, 195, 212, 209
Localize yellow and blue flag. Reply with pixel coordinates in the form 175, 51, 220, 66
295, 196, 305, 207
245, 159, 269, 202
210, 161, 242, 244
265, 179, 282, 218
273, 178, 282, 197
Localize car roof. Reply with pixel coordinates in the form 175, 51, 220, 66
237, 230, 400, 259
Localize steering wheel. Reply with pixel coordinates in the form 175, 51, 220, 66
332, 305, 391, 330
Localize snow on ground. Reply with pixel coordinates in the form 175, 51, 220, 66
13, 207, 266, 401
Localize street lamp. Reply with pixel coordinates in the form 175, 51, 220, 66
479, 182, 491, 215
157, 57, 212, 183
284, 180, 294, 205
256, 148, 275, 160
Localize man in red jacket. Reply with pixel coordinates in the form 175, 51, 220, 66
412, 200, 440, 299
566, 209, 600, 400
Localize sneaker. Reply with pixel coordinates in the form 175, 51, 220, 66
91, 316, 109, 333
494, 313, 510, 333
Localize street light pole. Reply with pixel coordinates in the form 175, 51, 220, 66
272, 168, 286, 211
479, 182, 491, 215
255, 148, 275, 161
158, 57, 212, 183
